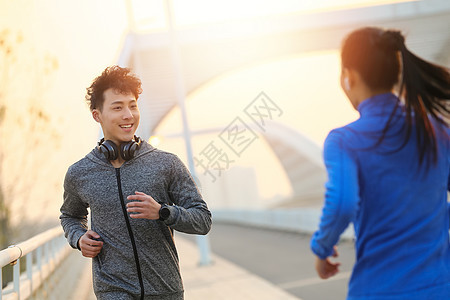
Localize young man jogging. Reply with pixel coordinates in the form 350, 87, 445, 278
60, 65, 211, 300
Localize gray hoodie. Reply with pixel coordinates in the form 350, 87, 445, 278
60, 141, 211, 299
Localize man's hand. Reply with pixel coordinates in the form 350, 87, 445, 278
315, 246, 341, 279
126, 191, 162, 220
78, 230, 103, 258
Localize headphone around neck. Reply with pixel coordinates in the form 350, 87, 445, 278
97, 136, 142, 161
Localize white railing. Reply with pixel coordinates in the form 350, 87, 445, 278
0, 226, 71, 300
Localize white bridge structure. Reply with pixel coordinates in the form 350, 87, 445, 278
2, 1, 449, 298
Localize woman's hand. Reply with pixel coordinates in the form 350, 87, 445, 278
315, 246, 341, 279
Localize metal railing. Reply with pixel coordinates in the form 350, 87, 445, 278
0, 226, 71, 300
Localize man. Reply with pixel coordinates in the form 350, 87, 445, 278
60, 66, 212, 300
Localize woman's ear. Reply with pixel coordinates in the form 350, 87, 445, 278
341, 68, 351, 92
346, 68, 363, 91
344, 77, 350, 92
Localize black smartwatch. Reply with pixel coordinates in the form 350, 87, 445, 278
159, 204, 171, 221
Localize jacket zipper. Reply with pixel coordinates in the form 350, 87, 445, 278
115, 168, 145, 300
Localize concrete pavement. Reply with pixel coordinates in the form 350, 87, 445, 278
178, 236, 301, 300
199, 223, 354, 299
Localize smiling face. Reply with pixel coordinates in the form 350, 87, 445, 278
92, 88, 140, 146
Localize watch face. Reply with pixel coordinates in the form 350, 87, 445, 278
161, 207, 170, 219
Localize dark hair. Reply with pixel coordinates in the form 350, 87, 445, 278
341, 27, 450, 164
86, 65, 143, 111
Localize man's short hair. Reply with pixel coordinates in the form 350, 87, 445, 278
86, 65, 143, 111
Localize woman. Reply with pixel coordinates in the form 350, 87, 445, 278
310, 27, 450, 299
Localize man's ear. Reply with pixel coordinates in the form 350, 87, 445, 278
92, 109, 101, 123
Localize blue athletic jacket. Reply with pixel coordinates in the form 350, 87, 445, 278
311, 93, 450, 299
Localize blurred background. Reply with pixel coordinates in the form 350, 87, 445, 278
0, 0, 449, 298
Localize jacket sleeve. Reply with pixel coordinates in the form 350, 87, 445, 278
447, 166, 450, 229
310, 129, 359, 259
59, 169, 89, 249
163, 155, 212, 235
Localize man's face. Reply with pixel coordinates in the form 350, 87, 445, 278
92, 88, 140, 146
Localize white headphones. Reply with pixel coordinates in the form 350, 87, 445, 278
344, 77, 350, 92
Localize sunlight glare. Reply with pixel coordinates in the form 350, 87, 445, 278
128, 0, 417, 31
149, 135, 163, 147
172, 0, 417, 26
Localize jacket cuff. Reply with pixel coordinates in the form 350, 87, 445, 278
310, 238, 333, 260
71, 230, 86, 251
163, 205, 179, 226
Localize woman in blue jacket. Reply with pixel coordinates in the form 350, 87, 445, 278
310, 27, 450, 299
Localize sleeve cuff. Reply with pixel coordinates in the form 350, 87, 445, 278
310, 235, 334, 260
71, 230, 86, 250
163, 205, 179, 226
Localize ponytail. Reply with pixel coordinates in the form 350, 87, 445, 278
393, 31, 450, 164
